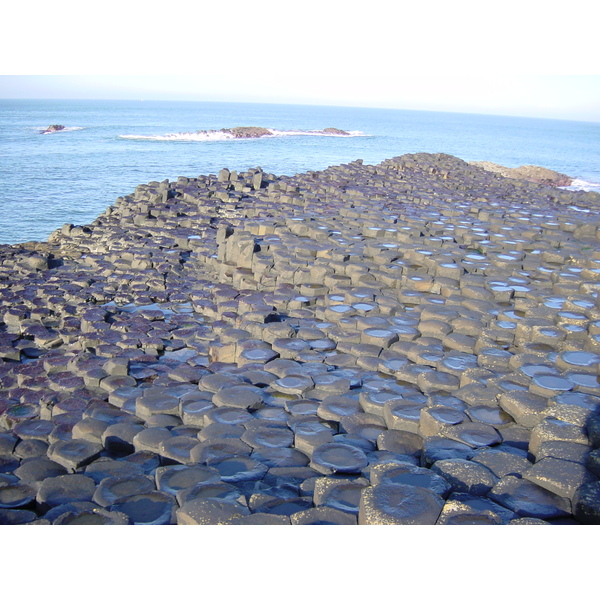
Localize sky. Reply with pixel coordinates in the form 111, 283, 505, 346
1, 1, 600, 122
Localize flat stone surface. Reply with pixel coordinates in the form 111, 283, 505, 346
109, 491, 176, 525
14, 457, 68, 488
212, 385, 265, 411
250, 447, 310, 468
313, 477, 370, 514
84, 457, 146, 483
369, 462, 452, 498
359, 482, 445, 525
53, 507, 131, 525
47, 439, 104, 471
470, 448, 532, 478
132, 427, 174, 454
0, 508, 40, 525
191, 438, 253, 463
234, 513, 292, 525
422, 437, 476, 466
241, 425, 294, 450
177, 498, 250, 524
290, 506, 358, 525
250, 496, 313, 516
0, 483, 37, 509
383, 399, 424, 433
209, 456, 268, 483
102, 422, 145, 455
92, 474, 155, 507
431, 458, 498, 495
529, 418, 589, 456
176, 482, 242, 506
158, 436, 200, 465
488, 475, 572, 519
155, 464, 221, 495
316, 395, 362, 421
36, 473, 97, 512
523, 457, 596, 500
309, 442, 369, 475
270, 375, 315, 395
436, 492, 517, 525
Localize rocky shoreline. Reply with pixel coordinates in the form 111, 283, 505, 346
1, 153, 600, 525
469, 161, 574, 187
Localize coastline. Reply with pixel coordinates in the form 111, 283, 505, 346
1, 152, 599, 524
3, 99, 600, 246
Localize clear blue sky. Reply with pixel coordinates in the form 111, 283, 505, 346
2, 2, 599, 122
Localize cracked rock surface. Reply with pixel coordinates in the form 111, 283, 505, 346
1, 153, 600, 525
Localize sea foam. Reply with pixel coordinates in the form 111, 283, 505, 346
119, 128, 367, 141
564, 178, 600, 192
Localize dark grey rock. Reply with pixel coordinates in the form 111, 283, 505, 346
359, 482, 445, 525
47, 437, 104, 471
36, 473, 97, 512
430, 458, 498, 495
488, 475, 572, 520
109, 491, 176, 525
523, 457, 597, 500
572, 481, 600, 524
92, 474, 155, 507
436, 493, 517, 525
177, 498, 250, 524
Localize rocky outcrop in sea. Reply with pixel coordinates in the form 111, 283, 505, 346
1, 153, 599, 525
200, 126, 350, 139
40, 125, 65, 135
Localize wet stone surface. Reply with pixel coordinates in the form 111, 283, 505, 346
1, 153, 599, 524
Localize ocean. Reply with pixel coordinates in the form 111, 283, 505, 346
1, 99, 599, 246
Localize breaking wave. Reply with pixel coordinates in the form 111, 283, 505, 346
119, 128, 367, 141
562, 178, 600, 193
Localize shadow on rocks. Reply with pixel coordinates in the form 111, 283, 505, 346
573, 406, 600, 523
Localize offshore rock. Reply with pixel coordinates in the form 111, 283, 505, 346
323, 127, 350, 136
41, 125, 65, 134
222, 127, 273, 139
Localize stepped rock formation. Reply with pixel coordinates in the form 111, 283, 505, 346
1, 153, 600, 525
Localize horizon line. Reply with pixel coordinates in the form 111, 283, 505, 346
1, 96, 598, 125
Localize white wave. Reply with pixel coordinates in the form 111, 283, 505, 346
266, 128, 367, 138
119, 128, 367, 142
561, 178, 600, 192
120, 131, 236, 141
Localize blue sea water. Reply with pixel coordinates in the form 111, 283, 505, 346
1, 99, 599, 246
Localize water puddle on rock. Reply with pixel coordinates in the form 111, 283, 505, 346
559, 351, 600, 367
